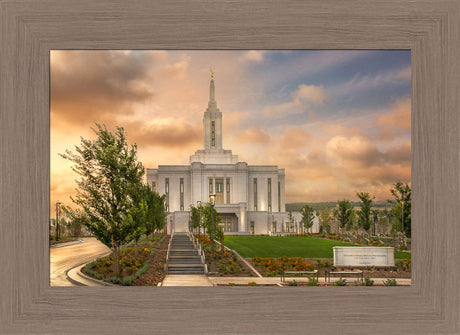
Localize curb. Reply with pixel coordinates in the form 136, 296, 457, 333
76, 264, 115, 286
66, 252, 114, 286
50, 239, 84, 248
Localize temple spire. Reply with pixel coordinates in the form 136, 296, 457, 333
209, 68, 216, 106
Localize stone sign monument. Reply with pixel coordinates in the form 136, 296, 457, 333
333, 247, 395, 267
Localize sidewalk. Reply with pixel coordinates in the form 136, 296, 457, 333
208, 276, 411, 286
161, 275, 213, 286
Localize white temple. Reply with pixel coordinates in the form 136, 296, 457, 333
147, 72, 318, 234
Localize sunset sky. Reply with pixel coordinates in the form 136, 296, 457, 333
50, 50, 411, 216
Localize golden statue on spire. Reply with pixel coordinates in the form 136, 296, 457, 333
210, 68, 214, 80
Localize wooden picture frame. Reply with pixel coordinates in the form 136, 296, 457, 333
1, 1, 458, 334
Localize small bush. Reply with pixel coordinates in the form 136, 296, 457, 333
248, 282, 257, 286
333, 278, 347, 286
383, 278, 397, 286
307, 276, 318, 286
362, 276, 374, 286
95, 274, 104, 280
316, 260, 323, 268
227, 282, 235, 286
122, 276, 135, 286
289, 280, 298, 286
108, 276, 121, 284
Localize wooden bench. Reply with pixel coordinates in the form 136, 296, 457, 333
325, 270, 363, 283
281, 269, 319, 282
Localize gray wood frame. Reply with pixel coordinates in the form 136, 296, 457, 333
1, 1, 459, 334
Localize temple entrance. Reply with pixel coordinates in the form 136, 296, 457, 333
215, 179, 224, 204
217, 213, 238, 232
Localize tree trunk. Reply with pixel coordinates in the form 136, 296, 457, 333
112, 245, 119, 274
112, 236, 119, 274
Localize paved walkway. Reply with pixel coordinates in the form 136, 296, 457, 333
50, 237, 110, 286
161, 275, 213, 286
160, 275, 411, 286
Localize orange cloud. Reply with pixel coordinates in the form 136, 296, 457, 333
375, 96, 411, 140
279, 126, 311, 149
234, 126, 270, 144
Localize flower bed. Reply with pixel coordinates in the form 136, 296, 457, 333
252, 256, 314, 277
196, 235, 256, 277
83, 234, 166, 285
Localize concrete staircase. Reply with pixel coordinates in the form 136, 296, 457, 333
167, 233, 205, 275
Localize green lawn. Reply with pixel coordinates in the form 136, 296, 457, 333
223, 236, 411, 259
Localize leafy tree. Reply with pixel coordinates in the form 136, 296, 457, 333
356, 192, 374, 232
317, 206, 332, 234
288, 211, 294, 232
190, 204, 201, 235
60, 124, 144, 274
201, 203, 222, 237
334, 200, 353, 229
301, 204, 315, 233
67, 217, 83, 237
128, 198, 148, 256
142, 185, 166, 238
388, 182, 411, 237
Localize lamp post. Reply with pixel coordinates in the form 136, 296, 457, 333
372, 210, 378, 236
197, 200, 202, 240
55, 201, 62, 241
401, 200, 405, 246
209, 194, 216, 274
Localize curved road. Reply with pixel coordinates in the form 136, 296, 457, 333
50, 237, 110, 286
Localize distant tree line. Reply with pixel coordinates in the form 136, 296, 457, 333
286, 181, 412, 237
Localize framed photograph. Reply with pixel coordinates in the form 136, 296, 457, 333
1, 1, 458, 334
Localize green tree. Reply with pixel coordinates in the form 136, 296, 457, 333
317, 206, 332, 234
61, 124, 144, 274
201, 203, 222, 237
142, 185, 166, 238
288, 211, 294, 232
334, 200, 353, 229
68, 217, 83, 237
128, 198, 148, 256
301, 204, 315, 233
356, 192, 374, 232
388, 182, 411, 237
190, 204, 201, 235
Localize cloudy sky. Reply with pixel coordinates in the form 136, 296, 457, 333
50, 50, 411, 215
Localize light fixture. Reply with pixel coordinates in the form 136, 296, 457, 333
209, 194, 216, 206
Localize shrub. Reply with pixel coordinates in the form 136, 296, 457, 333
316, 259, 323, 268
288, 280, 298, 286
248, 282, 257, 286
362, 276, 374, 286
333, 278, 347, 286
108, 276, 121, 284
383, 278, 397, 286
122, 276, 135, 286
227, 282, 235, 286
307, 276, 318, 286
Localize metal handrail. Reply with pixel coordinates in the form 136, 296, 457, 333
165, 231, 174, 274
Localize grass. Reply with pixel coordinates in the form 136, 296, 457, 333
223, 236, 411, 259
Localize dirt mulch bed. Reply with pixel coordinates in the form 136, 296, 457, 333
134, 235, 170, 286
